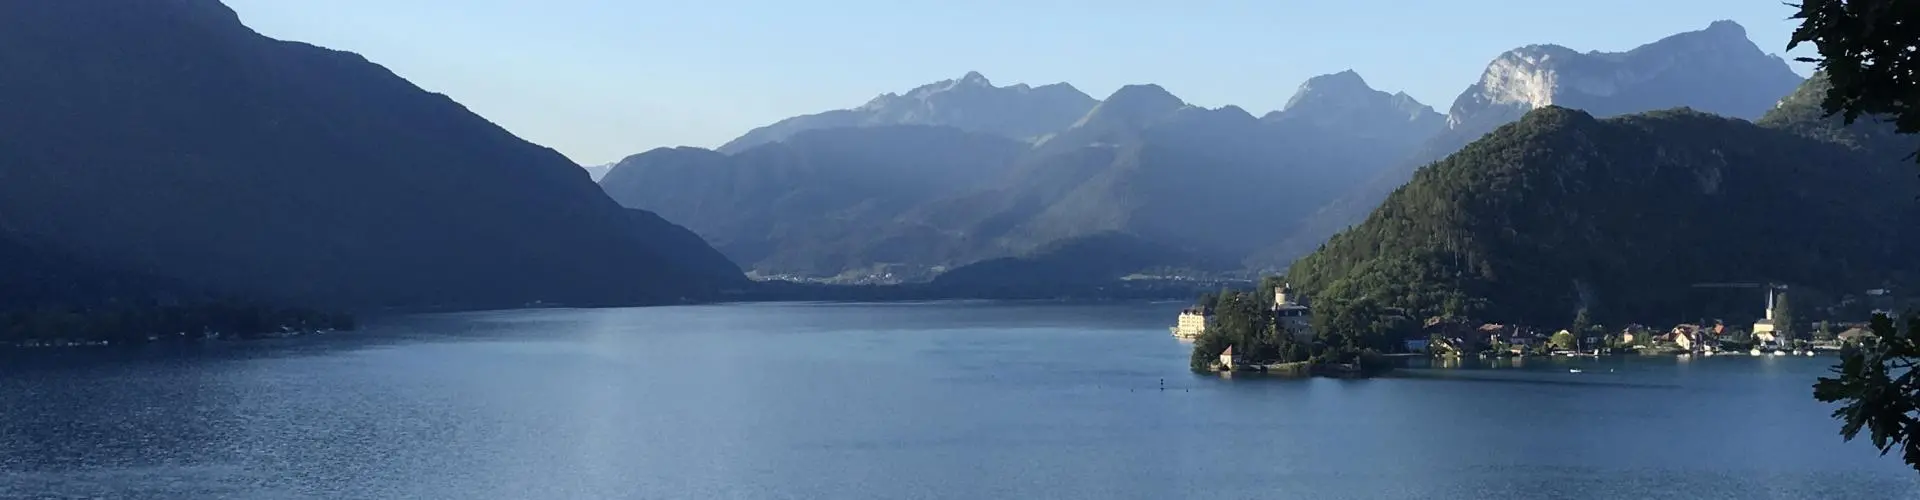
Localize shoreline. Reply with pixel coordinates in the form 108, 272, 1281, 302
4, 295, 1197, 351
2, 327, 349, 350
357, 281, 1222, 316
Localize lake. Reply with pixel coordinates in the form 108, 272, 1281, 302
2, 301, 1915, 499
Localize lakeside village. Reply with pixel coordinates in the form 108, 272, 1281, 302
1172, 283, 1890, 376
0, 302, 358, 348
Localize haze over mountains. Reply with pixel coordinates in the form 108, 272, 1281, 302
601, 126, 1032, 279
0, 0, 743, 310
604, 69, 1444, 281
600, 20, 1807, 284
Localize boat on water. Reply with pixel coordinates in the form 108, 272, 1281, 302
1771, 350, 1785, 356
1804, 350, 1815, 357
1568, 368, 1583, 373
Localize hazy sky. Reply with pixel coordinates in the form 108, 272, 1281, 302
223, 0, 1815, 165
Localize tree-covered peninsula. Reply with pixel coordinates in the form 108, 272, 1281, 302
1186, 278, 1390, 375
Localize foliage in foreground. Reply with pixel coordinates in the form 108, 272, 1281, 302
1813, 313, 1920, 473
1789, 0, 1920, 474
1789, 0, 1920, 163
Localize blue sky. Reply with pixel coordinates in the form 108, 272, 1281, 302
224, 0, 1814, 165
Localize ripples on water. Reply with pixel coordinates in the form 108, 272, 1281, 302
2, 301, 1916, 499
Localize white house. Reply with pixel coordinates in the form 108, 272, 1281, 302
1219, 345, 1240, 371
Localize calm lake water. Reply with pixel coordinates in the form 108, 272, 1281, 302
2, 301, 1916, 499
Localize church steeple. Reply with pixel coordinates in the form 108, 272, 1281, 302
1765, 290, 1776, 321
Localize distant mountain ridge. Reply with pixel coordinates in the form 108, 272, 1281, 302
716, 72, 1098, 154
608, 20, 1809, 287
603, 126, 1031, 279
0, 0, 743, 309
1262, 20, 1807, 269
607, 70, 1443, 282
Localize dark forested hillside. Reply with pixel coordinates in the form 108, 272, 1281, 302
0, 0, 742, 309
1288, 104, 1917, 329
0, 232, 186, 310
1755, 74, 1914, 160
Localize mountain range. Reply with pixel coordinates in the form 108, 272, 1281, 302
602, 125, 1032, 279
600, 20, 1806, 284
718, 72, 1099, 154
0, 2, 1840, 317
0, 0, 743, 311
603, 72, 1443, 281
1288, 75, 1916, 330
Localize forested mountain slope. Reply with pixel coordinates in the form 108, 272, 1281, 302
1289, 102, 1914, 328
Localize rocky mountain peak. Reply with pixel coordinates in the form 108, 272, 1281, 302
1280, 70, 1375, 112
717, 72, 1098, 153
890, 71, 1004, 101
1080, 84, 1186, 124
1631, 19, 1765, 57
960, 70, 992, 86
1444, 20, 1803, 132
1028, 84, 1189, 151
1706, 19, 1746, 38
1267, 71, 1444, 141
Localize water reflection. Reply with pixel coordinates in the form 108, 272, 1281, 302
0, 302, 1911, 499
